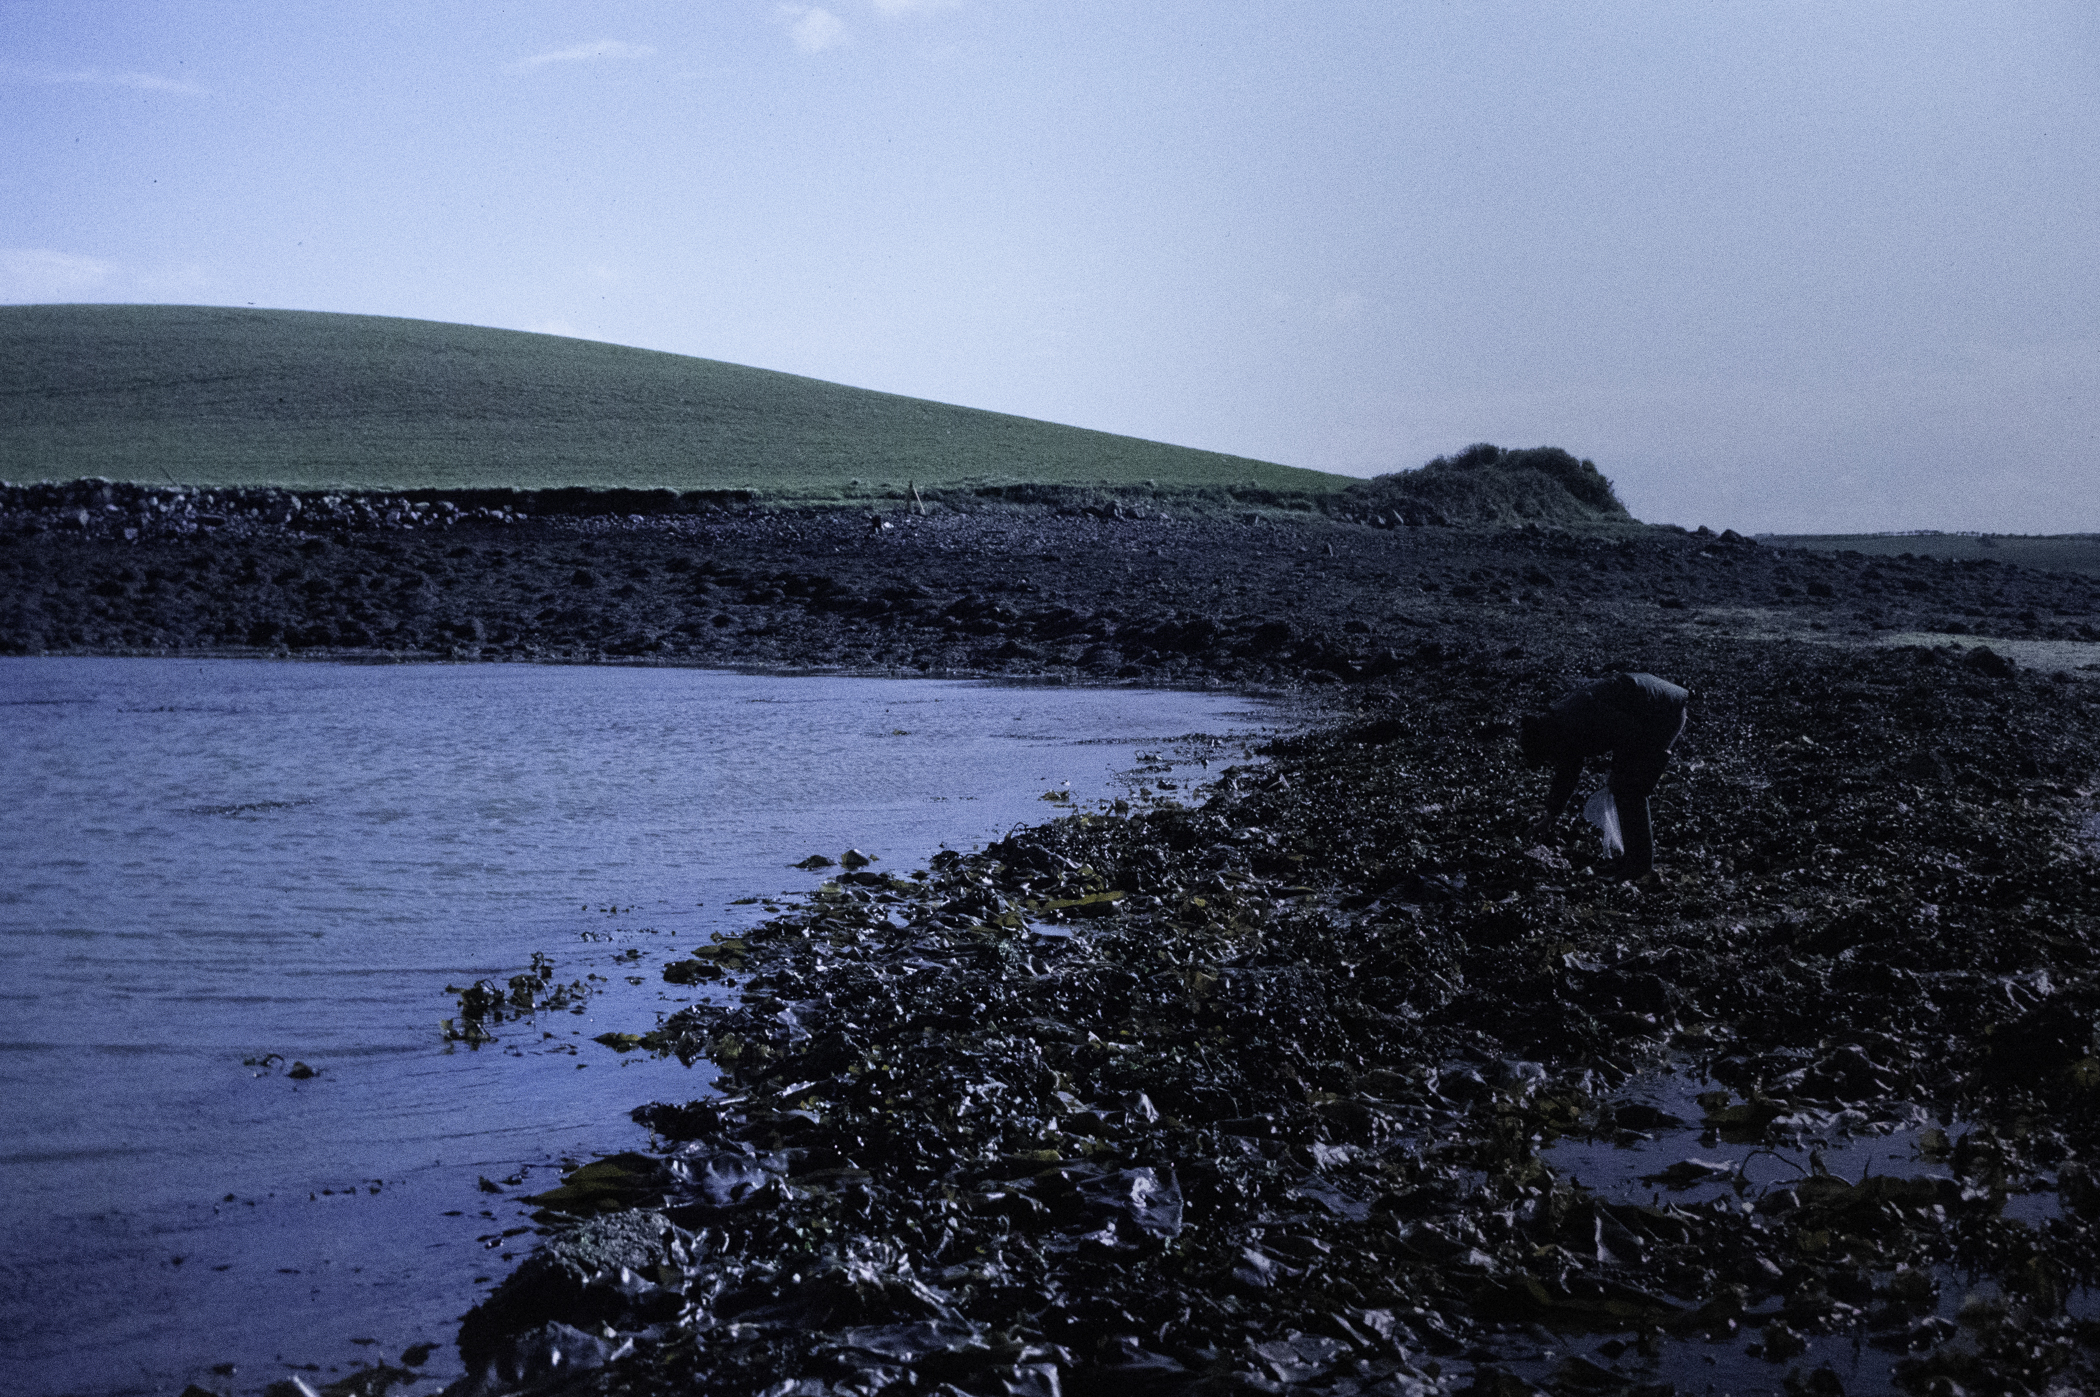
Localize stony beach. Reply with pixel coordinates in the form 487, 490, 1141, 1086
4, 480, 2097, 678
5, 484, 2099, 1397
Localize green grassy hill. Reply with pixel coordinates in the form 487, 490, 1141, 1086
0, 304, 1345, 496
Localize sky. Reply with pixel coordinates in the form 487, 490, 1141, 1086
3, 1, 2096, 533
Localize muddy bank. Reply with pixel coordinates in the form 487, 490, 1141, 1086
440, 636, 2100, 1397
4, 489, 2098, 678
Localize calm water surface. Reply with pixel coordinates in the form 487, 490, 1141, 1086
0, 658, 1276, 1397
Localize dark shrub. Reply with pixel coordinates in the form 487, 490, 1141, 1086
1339, 443, 1631, 525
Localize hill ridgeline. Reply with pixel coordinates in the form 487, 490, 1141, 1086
0, 304, 1342, 496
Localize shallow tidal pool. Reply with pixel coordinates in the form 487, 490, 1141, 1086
0, 657, 1276, 1397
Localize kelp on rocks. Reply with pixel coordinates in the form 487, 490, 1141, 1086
452, 639, 2100, 1397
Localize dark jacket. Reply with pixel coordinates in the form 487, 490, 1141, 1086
1529, 672, 1688, 875
1545, 672, 1688, 792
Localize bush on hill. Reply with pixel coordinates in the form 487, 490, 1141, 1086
1341, 443, 1632, 526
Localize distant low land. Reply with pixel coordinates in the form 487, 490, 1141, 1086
0, 304, 1345, 496
1763, 531, 2100, 578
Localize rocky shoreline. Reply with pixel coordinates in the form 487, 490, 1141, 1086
423, 626, 2100, 1397
4, 485, 2097, 681
8, 492, 2100, 1397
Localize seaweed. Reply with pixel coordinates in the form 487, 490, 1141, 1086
446, 640, 2100, 1395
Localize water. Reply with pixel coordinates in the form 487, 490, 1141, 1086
0, 658, 1277, 1397
1544, 1067, 2065, 1227
1534, 1068, 2078, 1396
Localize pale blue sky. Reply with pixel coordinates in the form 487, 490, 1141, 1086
4, 2, 2095, 531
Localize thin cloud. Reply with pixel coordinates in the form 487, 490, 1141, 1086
24, 68, 207, 95
779, 6, 849, 53
0, 248, 117, 302
871, 0, 962, 16
510, 40, 656, 74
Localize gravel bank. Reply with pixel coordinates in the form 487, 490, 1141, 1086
4, 488, 2097, 677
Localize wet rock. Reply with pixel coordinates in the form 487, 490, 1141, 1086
456, 1209, 669, 1377
262, 1380, 323, 1397
1250, 1331, 1349, 1384
1465, 1367, 1542, 1396
1963, 644, 2015, 677
1783, 1366, 1846, 1396
446, 1323, 631, 1397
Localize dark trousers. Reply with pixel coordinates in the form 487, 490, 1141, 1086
1607, 709, 1685, 875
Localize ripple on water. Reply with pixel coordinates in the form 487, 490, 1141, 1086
0, 656, 1280, 1396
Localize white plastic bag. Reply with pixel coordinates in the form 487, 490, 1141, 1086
1583, 788, 1624, 857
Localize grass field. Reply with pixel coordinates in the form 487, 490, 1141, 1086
1762, 532, 2100, 577
0, 304, 1349, 496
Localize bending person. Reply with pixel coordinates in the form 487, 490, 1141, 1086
1519, 671, 1689, 878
